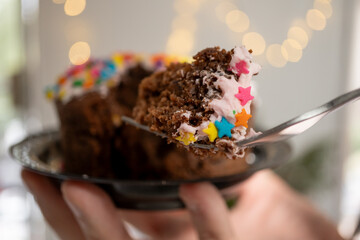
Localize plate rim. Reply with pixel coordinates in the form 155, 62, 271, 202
10, 130, 292, 186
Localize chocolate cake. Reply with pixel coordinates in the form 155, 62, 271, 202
133, 46, 260, 159
46, 54, 166, 177
46, 51, 249, 180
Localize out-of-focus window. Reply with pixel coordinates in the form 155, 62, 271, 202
0, 0, 24, 153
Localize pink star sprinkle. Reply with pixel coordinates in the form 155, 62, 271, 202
230, 60, 249, 76
235, 86, 254, 106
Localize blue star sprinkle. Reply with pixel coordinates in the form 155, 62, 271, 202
215, 117, 234, 138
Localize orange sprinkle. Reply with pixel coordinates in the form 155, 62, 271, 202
57, 76, 66, 85
235, 109, 252, 128
83, 79, 94, 89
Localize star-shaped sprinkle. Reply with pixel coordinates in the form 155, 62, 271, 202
230, 60, 249, 76
202, 122, 218, 142
235, 86, 254, 106
176, 132, 196, 145
45, 90, 54, 100
215, 117, 234, 138
235, 109, 252, 128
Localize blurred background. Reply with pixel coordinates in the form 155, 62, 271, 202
0, 0, 360, 239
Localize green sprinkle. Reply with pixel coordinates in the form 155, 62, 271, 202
96, 78, 103, 85
73, 79, 83, 87
233, 110, 236, 115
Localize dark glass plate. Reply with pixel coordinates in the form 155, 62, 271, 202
10, 131, 291, 210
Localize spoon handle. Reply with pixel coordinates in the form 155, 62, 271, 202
236, 88, 360, 148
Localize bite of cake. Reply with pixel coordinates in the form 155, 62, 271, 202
133, 46, 261, 159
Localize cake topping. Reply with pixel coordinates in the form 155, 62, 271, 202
176, 132, 197, 145
215, 117, 234, 138
133, 46, 260, 159
202, 122, 218, 142
229, 60, 249, 76
235, 86, 254, 106
235, 109, 252, 128
46, 53, 187, 103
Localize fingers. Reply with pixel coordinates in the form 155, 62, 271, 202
21, 170, 85, 240
179, 182, 234, 240
62, 181, 132, 240
119, 210, 195, 240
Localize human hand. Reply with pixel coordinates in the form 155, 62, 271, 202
22, 169, 343, 240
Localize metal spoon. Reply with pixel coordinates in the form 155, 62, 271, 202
122, 88, 360, 149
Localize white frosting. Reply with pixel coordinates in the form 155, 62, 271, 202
175, 46, 261, 158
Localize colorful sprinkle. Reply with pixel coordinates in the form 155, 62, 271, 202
230, 60, 249, 76
46, 53, 187, 102
176, 132, 196, 145
235, 109, 252, 128
58, 89, 66, 100
202, 122, 218, 142
233, 110, 236, 115
235, 86, 254, 106
215, 117, 234, 138
106, 79, 116, 88
83, 79, 94, 89
73, 79, 83, 87
46, 90, 54, 100
112, 54, 124, 67
57, 77, 66, 85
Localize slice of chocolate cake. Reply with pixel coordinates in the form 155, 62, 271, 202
134, 46, 261, 159
47, 54, 169, 177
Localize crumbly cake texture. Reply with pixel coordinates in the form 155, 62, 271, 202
48, 51, 249, 179
134, 46, 261, 159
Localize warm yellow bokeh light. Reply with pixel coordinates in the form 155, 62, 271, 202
174, 0, 201, 15
314, 0, 333, 19
306, 9, 326, 31
282, 39, 302, 62
69, 41, 91, 65
242, 32, 266, 56
64, 0, 86, 16
225, 10, 250, 33
215, 1, 237, 23
287, 26, 309, 49
266, 44, 287, 68
172, 15, 197, 33
53, 0, 65, 4
166, 29, 194, 56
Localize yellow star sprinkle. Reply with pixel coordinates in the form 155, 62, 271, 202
176, 132, 196, 145
202, 122, 218, 142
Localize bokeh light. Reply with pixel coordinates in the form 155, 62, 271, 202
53, 0, 65, 4
225, 10, 250, 33
306, 9, 326, 31
266, 44, 287, 68
242, 32, 266, 56
174, 0, 201, 15
215, 1, 237, 23
68, 41, 91, 65
282, 39, 302, 62
64, 0, 86, 16
166, 29, 194, 55
314, 0, 333, 19
287, 26, 309, 49
172, 15, 197, 33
